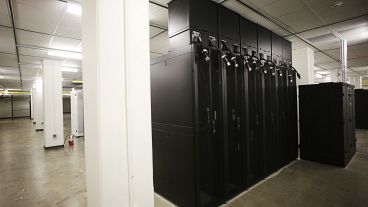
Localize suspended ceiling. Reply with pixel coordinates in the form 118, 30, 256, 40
0, 0, 367, 91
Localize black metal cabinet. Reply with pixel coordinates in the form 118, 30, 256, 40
151, 47, 196, 207
152, 43, 225, 207
218, 6, 244, 200
299, 83, 356, 167
168, 0, 218, 51
151, 1, 299, 206
355, 89, 368, 129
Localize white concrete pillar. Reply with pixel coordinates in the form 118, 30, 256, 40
330, 70, 339, 82
82, 0, 154, 207
31, 88, 35, 122
34, 78, 44, 131
70, 89, 84, 137
292, 47, 315, 85
42, 60, 64, 148
354, 76, 363, 89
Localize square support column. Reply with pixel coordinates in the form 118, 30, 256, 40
34, 78, 44, 131
31, 88, 35, 122
43, 60, 64, 148
82, 0, 154, 206
292, 47, 315, 85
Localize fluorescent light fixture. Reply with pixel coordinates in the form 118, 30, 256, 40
48, 50, 82, 60
72, 80, 83, 84
66, 2, 81, 16
325, 76, 331, 81
314, 73, 323, 78
61, 67, 78, 73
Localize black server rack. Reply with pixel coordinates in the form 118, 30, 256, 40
283, 40, 299, 164
258, 26, 277, 177
217, 6, 245, 200
355, 89, 368, 129
299, 83, 356, 167
268, 33, 283, 172
151, 0, 300, 206
239, 17, 257, 188
152, 1, 221, 206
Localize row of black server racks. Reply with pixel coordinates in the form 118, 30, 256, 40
151, 0, 300, 206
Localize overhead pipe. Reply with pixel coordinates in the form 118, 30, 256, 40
6, 0, 23, 89
340, 39, 347, 83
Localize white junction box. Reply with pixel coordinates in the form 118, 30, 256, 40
71, 90, 84, 137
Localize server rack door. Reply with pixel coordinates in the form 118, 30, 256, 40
239, 17, 257, 188
151, 49, 196, 207
221, 50, 243, 199
277, 67, 288, 167
289, 70, 298, 160
270, 72, 279, 170
271, 33, 282, 169
194, 43, 218, 207
248, 67, 265, 184
209, 46, 226, 205
264, 69, 272, 175
264, 69, 279, 175
238, 54, 249, 189
218, 6, 243, 199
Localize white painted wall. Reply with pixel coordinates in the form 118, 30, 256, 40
43, 60, 64, 148
82, 0, 154, 206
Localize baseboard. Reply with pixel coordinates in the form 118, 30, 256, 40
44, 144, 64, 150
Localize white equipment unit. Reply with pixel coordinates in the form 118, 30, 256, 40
71, 90, 84, 137
43, 60, 64, 148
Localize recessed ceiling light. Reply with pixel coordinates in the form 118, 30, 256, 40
48, 51, 82, 60
330, 1, 344, 8
62, 67, 79, 73
66, 2, 82, 16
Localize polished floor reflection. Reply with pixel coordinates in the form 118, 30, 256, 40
1, 117, 368, 207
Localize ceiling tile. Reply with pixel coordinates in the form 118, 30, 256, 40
0, 0, 11, 26
14, 0, 66, 34
150, 26, 165, 38
149, 2, 168, 28
262, 0, 306, 18
0, 53, 17, 67
150, 31, 169, 54
304, 0, 368, 25
55, 12, 81, 39
316, 61, 341, 70
0, 27, 16, 53
17, 29, 51, 48
314, 52, 336, 64
277, 9, 324, 32
19, 54, 42, 65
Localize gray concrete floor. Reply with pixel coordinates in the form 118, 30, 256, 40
0, 115, 86, 207
1, 116, 368, 207
226, 130, 368, 207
